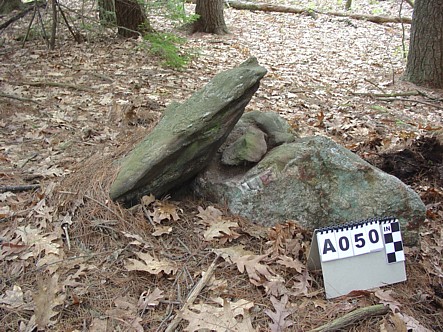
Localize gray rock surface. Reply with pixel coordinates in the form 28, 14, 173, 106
194, 135, 426, 245
221, 126, 267, 165
110, 57, 267, 204
220, 110, 296, 166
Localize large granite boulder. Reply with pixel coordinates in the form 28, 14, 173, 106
194, 134, 426, 245
110, 57, 267, 205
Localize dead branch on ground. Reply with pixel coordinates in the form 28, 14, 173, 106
16, 81, 95, 92
0, 92, 40, 104
0, 184, 41, 193
351, 90, 421, 98
308, 304, 389, 332
225, 0, 412, 24
165, 255, 220, 332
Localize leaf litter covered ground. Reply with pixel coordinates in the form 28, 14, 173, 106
0, 0, 442, 331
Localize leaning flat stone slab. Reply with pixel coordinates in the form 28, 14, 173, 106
110, 57, 267, 205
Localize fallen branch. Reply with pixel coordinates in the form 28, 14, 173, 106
352, 90, 421, 97
17, 81, 95, 92
225, 0, 412, 24
0, 92, 40, 104
0, 184, 41, 193
309, 304, 389, 332
164, 255, 220, 332
377, 97, 443, 108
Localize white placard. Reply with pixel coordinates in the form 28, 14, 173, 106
307, 217, 407, 299
316, 229, 339, 262
350, 223, 371, 256
335, 226, 354, 259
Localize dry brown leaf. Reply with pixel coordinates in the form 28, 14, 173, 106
183, 299, 255, 332
106, 296, 144, 332
276, 255, 305, 273
203, 219, 239, 241
152, 225, 173, 236
141, 194, 156, 206
291, 270, 312, 297
0, 285, 33, 311
125, 252, 178, 275
375, 289, 402, 313
232, 254, 275, 282
89, 318, 108, 332
33, 274, 65, 329
212, 245, 255, 263
262, 275, 290, 297
149, 200, 182, 223
197, 205, 223, 222
394, 312, 433, 332
137, 288, 164, 311
264, 295, 294, 332
15, 225, 61, 259
122, 231, 152, 248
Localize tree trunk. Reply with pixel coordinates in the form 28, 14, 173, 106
98, 0, 116, 26
114, 0, 151, 38
404, 0, 443, 88
192, 0, 228, 34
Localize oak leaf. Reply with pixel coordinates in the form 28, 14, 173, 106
0, 285, 33, 310
15, 225, 61, 258
276, 255, 305, 273
126, 252, 177, 275
264, 295, 294, 332
212, 245, 255, 263
375, 289, 401, 313
183, 299, 255, 332
149, 200, 181, 223
106, 296, 144, 332
137, 288, 164, 311
232, 254, 275, 282
33, 274, 65, 329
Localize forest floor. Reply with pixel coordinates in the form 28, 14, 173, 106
0, 0, 442, 331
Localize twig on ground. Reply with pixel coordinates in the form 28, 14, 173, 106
16, 81, 95, 92
363, 78, 387, 94
0, 93, 40, 104
377, 97, 443, 108
308, 304, 389, 332
164, 254, 220, 332
351, 90, 421, 97
0, 184, 41, 193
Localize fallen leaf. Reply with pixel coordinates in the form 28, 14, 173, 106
106, 296, 144, 332
33, 274, 65, 329
291, 270, 312, 296
137, 288, 164, 311
232, 254, 275, 282
203, 219, 239, 241
183, 299, 255, 332
375, 289, 401, 313
276, 255, 305, 273
149, 200, 182, 223
15, 225, 61, 258
0, 285, 33, 310
126, 252, 177, 275
264, 295, 294, 332
212, 245, 255, 263
152, 225, 173, 236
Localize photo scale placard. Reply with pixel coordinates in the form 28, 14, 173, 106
307, 217, 407, 299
